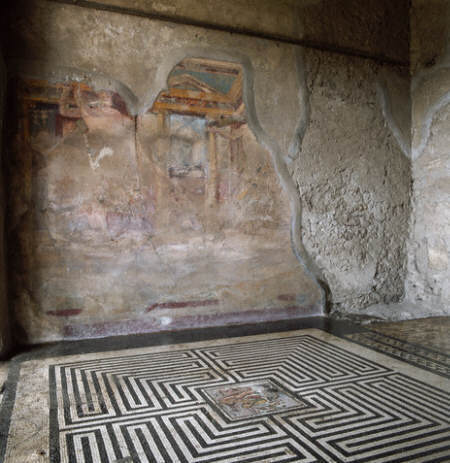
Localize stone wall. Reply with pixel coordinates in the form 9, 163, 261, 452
405, 0, 450, 314
0, 52, 10, 356
3, 0, 412, 343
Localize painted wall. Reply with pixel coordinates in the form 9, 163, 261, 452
3, 0, 412, 343
7, 69, 323, 343
405, 0, 450, 314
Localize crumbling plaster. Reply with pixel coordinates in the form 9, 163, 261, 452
3, 0, 414, 342
407, 102, 450, 312
291, 51, 410, 313
341, 0, 450, 321
404, 1, 450, 315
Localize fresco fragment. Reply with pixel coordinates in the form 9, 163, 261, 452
7, 59, 320, 342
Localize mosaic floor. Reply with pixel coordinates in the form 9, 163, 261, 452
1, 323, 449, 462
345, 317, 450, 377
371, 317, 450, 354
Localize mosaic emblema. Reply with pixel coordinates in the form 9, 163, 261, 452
203, 380, 307, 420
3, 329, 450, 462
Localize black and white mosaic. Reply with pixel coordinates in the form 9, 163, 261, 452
43, 333, 450, 463
345, 331, 450, 378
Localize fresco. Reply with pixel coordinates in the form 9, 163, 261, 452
8, 59, 319, 341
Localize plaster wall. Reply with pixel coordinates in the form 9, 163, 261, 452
4, 0, 411, 343
51, 0, 410, 65
292, 53, 411, 313
405, 0, 450, 314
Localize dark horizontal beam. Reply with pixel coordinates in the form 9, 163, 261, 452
47, 0, 409, 67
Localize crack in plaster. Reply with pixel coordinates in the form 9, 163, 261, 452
376, 80, 411, 159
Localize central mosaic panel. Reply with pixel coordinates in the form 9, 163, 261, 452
203, 380, 307, 420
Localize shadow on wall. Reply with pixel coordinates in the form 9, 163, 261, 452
0, 52, 11, 357
5, 57, 324, 344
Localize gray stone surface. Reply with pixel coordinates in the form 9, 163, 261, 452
2, 0, 414, 343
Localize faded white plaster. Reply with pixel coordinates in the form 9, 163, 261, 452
160, 316, 172, 326
88, 146, 114, 170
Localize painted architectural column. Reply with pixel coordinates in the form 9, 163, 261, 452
155, 111, 170, 219
207, 128, 218, 206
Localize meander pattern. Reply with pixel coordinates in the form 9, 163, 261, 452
49, 335, 450, 462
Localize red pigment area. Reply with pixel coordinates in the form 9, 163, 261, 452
63, 304, 317, 338
147, 299, 219, 312
47, 309, 83, 317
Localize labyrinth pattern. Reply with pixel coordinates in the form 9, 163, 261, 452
49, 334, 450, 462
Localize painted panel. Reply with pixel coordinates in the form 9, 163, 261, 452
8, 60, 320, 342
